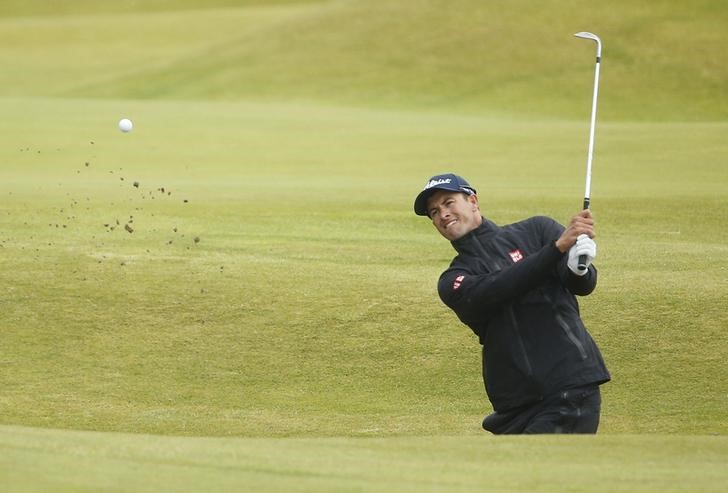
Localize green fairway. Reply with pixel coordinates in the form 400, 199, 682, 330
2, 425, 727, 493
1, 1, 727, 491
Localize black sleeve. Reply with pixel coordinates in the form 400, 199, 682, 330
438, 241, 564, 321
558, 257, 598, 295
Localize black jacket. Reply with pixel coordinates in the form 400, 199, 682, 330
438, 216, 610, 412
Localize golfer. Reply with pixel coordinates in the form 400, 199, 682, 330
414, 173, 610, 434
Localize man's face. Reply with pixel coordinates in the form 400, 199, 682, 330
426, 190, 482, 241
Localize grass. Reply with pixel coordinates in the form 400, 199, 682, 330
0, 1, 727, 491
2, 425, 727, 493
1, 97, 726, 440
1, 1, 727, 120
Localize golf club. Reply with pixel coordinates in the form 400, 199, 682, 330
574, 31, 602, 273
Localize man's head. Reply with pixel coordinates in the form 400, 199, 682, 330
413, 173, 482, 241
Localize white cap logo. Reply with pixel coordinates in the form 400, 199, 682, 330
424, 178, 452, 190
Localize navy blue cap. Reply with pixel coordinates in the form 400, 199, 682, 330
413, 173, 477, 216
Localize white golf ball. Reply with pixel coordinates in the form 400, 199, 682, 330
118, 118, 133, 133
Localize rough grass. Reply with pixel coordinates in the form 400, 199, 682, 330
0, 1, 726, 120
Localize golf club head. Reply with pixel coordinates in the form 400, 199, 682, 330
574, 32, 602, 57
574, 32, 599, 41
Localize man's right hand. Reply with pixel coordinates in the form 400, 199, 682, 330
555, 210, 595, 253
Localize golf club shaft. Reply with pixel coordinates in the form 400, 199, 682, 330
575, 32, 602, 272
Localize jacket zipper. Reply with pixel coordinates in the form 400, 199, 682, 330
508, 306, 534, 377
470, 236, 535, 377
556, 312, 588, 360
543, 293, 588, 360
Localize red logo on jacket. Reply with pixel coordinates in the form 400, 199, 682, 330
508, 249, 524, 263
453, 275, 465, 290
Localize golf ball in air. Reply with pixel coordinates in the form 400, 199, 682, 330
118, 118, 133, 132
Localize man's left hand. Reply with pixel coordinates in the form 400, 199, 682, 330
568, 234, 597, 275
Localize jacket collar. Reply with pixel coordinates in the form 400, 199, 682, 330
450, 217, 500, 254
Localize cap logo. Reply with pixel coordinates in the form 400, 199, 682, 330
423, 178, 452, 190
460, 186, 475, 195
